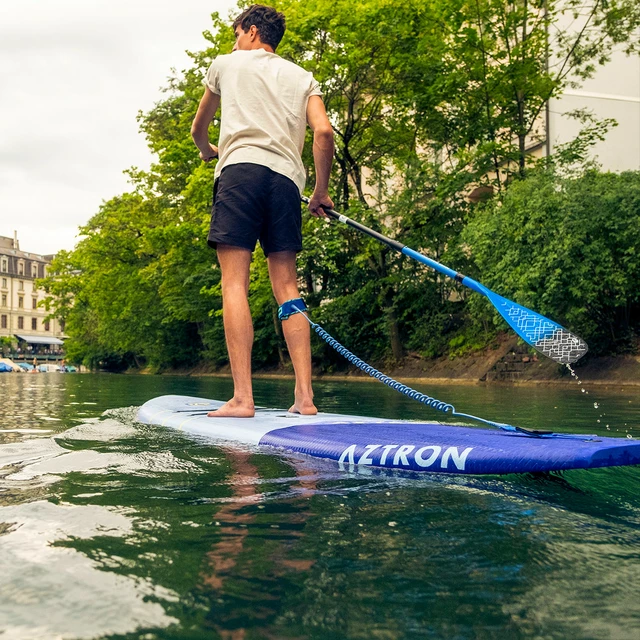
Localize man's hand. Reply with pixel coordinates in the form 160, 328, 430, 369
191, 88, 221, 160
199, 144, 219, 162
307, 191, 334, 218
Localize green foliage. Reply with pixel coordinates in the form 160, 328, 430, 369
0, 336, 14, 356
41, 0, 640, 371
40, 195, 202, 370
414, 0, 639, 182
463, 168, 640, 355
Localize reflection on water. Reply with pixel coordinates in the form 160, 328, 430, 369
0, 372, 639, 639
0, 501, 177, 639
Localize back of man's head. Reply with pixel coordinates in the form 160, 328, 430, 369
233, 4, 286, 51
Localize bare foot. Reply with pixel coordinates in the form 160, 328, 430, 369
208, 398, 255, 418
288, 398, 318, 415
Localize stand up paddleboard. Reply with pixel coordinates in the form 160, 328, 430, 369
137, 396, 640, 475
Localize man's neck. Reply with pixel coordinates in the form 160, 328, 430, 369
250, 42, 274, 54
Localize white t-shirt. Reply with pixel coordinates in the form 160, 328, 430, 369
204, 49, 322, 194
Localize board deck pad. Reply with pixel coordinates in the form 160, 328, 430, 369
136, 395, 640, 475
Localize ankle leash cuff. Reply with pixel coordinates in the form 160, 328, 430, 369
278, 298, 307, 321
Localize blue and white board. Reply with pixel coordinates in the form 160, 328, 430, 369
137, 395, 640, 475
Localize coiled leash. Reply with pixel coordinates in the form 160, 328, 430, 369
278, 298, 561, 437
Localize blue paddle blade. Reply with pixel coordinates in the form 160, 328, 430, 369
487, 291, 588, 364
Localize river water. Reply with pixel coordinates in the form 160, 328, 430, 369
0, 372, 639, 639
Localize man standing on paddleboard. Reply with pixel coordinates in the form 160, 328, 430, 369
191, 4, 334, 418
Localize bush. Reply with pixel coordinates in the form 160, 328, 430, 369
463, 168, 640, 356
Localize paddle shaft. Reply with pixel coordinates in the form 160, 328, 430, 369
301, 196, 486, 296
301, 197, 589, 363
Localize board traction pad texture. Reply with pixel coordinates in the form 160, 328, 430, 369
137, 396, 640, 475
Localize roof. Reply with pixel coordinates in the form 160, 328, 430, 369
0, 237, 50, 263
14, 334, 64, 345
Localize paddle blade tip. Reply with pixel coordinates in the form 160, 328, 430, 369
533, 328, 589, 364
491, 294, 589, 364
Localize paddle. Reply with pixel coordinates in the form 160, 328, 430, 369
301, 196, 588, 364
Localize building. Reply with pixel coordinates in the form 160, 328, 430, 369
0, 232, 65, 357
548, 45, 640, 172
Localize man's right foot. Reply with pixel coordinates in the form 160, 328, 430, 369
208, 398, 255, 418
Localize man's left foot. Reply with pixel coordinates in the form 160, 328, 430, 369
288, 399, 318, 415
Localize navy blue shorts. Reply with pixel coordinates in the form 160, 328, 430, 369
207, 163, 302, 257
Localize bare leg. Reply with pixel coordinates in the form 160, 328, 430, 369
208, 245, 255, 418
267, 251, 317, 415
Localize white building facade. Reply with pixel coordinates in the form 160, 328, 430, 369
0, 233, 65, 353
548, 42, 640, 171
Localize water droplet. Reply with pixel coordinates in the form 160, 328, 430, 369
593, 402, 599, 409
581, 389, 586, 393
627, 434, 633, 439
597, 419, 600, 423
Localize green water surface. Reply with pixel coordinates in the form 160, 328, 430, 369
0, 373, 639, 639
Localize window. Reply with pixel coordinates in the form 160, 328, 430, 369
1, 259, 6, 272
31, 318, 37, 330
1, 315, 6, 329
1, 294, 6, 307
44, 320, 50, 332
18, 280, 24, 291
31, 264, 38, 278
18, 296, 23, 308
18, 261, 24, 275
1, 278, 6, 288
60, 319, 66, 332
18, 317, 24, 330
32, 297, 38, 309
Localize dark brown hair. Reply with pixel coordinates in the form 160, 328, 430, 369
233, 4, 286, 51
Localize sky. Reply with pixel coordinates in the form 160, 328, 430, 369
0, 0, 238, 256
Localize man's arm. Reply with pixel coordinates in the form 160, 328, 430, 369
191, 88, 221, 161
306, 95, 334, 217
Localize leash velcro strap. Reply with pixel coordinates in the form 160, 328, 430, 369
278, 298, 307, 321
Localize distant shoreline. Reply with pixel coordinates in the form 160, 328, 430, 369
140, 342, 640, 388
160, 370, 640, 388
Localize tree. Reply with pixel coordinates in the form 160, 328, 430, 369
0, 336, 14, 357
399, 0, 640, 185
43, 0, 640, 370
462, 167, 640, 355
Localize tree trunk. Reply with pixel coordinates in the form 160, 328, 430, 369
272, 307, 287, 366
304, 270, 314, 295
379, 252, 403, 361
385, 297, 404, 361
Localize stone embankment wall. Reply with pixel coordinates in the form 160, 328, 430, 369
484, 345, 538, 382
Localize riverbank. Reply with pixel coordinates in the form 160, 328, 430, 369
152, 335, 640, 387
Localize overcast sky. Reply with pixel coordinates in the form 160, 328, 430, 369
0, 0, 237, 256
